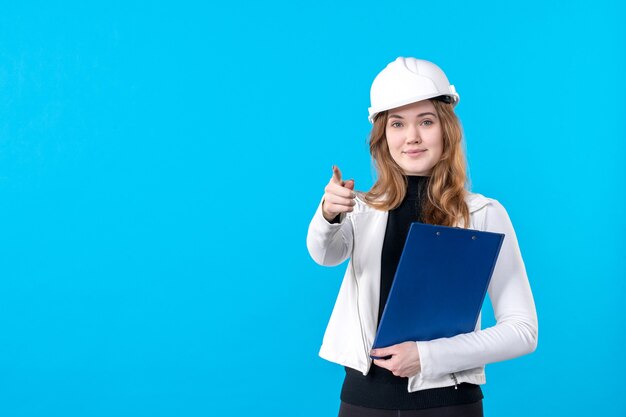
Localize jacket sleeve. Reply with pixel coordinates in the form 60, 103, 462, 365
415, 199, 538, 378
306, 196, 354, 266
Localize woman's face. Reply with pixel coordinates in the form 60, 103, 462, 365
385, 100, 443, 176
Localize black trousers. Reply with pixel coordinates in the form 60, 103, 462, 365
338, 400, 483, 417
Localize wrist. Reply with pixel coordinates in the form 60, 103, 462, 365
321, 200, 337, 222
323, 211, 340, 223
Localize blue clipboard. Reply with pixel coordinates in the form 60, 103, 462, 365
371, 222, 504, 356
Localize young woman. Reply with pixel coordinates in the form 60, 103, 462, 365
306, 57, 538, 417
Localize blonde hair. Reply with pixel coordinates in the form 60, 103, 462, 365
363, 99, 470, 228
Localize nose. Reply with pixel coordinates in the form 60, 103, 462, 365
406, 124, 422, 144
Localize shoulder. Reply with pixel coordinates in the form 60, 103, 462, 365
351, 190, 508, 213
466, 191, 516, 233
350, 190, 384, 215
465, 191, 506, 214
350, 189, 511, 218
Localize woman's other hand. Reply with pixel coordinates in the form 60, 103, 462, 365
322, 165, 356, 222
371, 342, 421, 377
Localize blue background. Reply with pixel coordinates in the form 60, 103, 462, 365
1, 1, 624, 416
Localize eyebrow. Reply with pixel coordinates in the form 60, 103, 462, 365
388, 112, 438, 119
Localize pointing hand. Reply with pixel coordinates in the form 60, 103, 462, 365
322, 165, 356, 222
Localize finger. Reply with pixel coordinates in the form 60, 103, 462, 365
324, 194, 356, 207
323, 202, 354, 215
344, 179, 355, 191
324, 183, 356, 199
331, 165, 343, 184
373, 359, 392, 370
326, 181, 356, 199
371, 346, 395, 357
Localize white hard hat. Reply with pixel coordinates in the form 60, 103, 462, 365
368, 57, 460, 123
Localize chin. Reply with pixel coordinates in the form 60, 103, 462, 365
402, 166, 432, 176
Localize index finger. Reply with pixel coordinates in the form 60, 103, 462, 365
331, 165, 343, 184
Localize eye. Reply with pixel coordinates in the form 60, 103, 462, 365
421, 120, 434, 126
390, 121, 403, 128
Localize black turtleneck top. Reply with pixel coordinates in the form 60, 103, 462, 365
339, 175, 483, 410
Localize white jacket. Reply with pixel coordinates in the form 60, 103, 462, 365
306, 191, 538, 393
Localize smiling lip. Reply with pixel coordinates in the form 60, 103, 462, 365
404, 149, 427, 155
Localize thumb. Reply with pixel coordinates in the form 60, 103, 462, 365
344, 179, 355, 191
331, 165, 343, 184
371, 346, 394, 358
